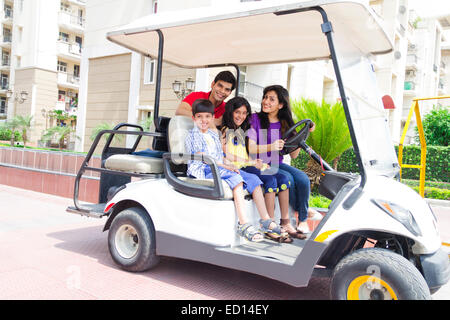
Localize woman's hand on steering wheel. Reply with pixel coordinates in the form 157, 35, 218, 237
281, 119, 314, 155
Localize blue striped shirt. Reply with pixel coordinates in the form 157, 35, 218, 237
185, 126, 224, 179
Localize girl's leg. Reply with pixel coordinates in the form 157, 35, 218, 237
242, 166, 278, 219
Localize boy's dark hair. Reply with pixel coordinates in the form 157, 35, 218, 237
192, 99, 215, 115
214, 71, 237, 91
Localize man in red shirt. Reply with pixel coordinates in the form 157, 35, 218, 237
175, 71, 236, 127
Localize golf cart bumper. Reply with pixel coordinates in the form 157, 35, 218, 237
420, 247, 450, 291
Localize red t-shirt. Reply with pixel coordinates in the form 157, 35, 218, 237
182, 91, 225, 119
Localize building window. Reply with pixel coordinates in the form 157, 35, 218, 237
57, 60, 67, 72
59, 32, 70, 42
152, 0, 158, 13
144, 57, 155, 84
60, 2, 70, 13
58, 90, 66, 102
0, 97, 6, 114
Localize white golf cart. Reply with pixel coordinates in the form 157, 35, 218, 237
67, 0, 449, 300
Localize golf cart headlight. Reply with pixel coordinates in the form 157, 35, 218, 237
372, 199, 422, 237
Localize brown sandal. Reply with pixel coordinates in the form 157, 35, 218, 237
264, 231, 293, 243
280, 219, 307, 240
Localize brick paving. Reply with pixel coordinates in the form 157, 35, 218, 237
0, 184, 448, 300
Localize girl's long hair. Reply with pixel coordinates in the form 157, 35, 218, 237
257, 85, 295, 135
221, 96, 252, 153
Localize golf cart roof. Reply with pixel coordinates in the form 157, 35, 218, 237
106, 0, 393, 68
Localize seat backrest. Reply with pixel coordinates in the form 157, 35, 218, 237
168, 115, 194, 153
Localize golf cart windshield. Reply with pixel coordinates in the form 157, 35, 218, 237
333, 32, 399, 177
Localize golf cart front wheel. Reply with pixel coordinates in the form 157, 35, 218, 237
330, 248, 431, 300
108, 207, 160, 272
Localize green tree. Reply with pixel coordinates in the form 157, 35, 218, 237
291, 98, 353, 186
415, 105, 449, 146
4, 117, 21, 146
90, 122, 124, 144
42, 126, 79, 150
15, 115, 33, 147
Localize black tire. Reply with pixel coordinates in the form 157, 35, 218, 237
108, 207, 160, 272
330, 248, 431, 300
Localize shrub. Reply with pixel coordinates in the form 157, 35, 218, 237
415, 105, 449, 146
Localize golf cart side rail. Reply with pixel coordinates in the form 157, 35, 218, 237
163, 152, 225, 200
72, 124, 165, 212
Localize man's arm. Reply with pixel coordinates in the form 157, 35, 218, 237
175, 101, 193, 117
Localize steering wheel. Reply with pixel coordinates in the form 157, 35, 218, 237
281, 119, 313, 155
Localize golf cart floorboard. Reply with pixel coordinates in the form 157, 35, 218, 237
66, 203, 107, 218
219, 239, 306, 265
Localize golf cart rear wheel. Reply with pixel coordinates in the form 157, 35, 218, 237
108, 207, 160, 272
330, 248, 431, 300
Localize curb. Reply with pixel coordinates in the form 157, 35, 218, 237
426, 198, 450, 208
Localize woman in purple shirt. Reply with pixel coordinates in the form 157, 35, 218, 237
247, 85, 320, 235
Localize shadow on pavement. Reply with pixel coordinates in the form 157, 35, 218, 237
47, 225, 331, 300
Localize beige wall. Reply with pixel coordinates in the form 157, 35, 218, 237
139, 59, 196, 118
14, 67, 58, 145
84, 53, 131, 151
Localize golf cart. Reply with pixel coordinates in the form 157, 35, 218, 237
67, 0, 449, 300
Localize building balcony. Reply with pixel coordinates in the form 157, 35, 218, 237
2, 9, 13, 25
440, 61, 446, 75
0, 82, 9, 94
0, 35, 12, 49
238, 81, 264, 106
57, 41, 82, 62
68, 0, 86, 7
57, 72, 80, 90
58, 11, 85, 33
405, 54, 418, 71
404, 81, 417, 96
0, 56, 10, 70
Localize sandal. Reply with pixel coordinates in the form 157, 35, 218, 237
280, 219, 307, 240
237, 223, 264, 242
260, 219, 293, 243
259, 219, 286, 237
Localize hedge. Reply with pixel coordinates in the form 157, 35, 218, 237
0, 128, 22, 142
291, 145, 449, 183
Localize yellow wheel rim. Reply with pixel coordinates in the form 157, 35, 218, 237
347, 275, 398, 300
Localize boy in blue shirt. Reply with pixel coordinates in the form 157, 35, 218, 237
185, 99, 286, 243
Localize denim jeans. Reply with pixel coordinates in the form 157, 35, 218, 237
277, 163, 310, 222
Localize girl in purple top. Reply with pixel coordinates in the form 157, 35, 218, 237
248, 85, 321, 235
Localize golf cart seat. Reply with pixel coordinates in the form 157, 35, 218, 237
167, 115, 249, 200
104, 153, 164, 174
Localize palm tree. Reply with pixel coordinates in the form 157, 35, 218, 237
90, 122, 124, 144
42, 125, 79, 150
291, 98, 353, 187
4, 117, 21, 147
15, 115, 33, 147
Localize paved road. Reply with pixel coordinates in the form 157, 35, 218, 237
0, 184, 448, 300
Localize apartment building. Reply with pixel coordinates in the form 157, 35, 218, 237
0, 0, 85, 146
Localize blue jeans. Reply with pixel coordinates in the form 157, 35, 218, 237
277, 163, 310, 222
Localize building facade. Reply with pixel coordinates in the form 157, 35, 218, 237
0, 0, 85, 147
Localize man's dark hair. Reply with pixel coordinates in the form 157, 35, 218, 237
214, 71, 237, 91
192, 99, 215, 115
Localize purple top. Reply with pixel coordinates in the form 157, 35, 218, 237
248, 113, 284, 165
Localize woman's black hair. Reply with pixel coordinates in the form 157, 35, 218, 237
221, 96, 252, 154
257, 85, 295, 135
